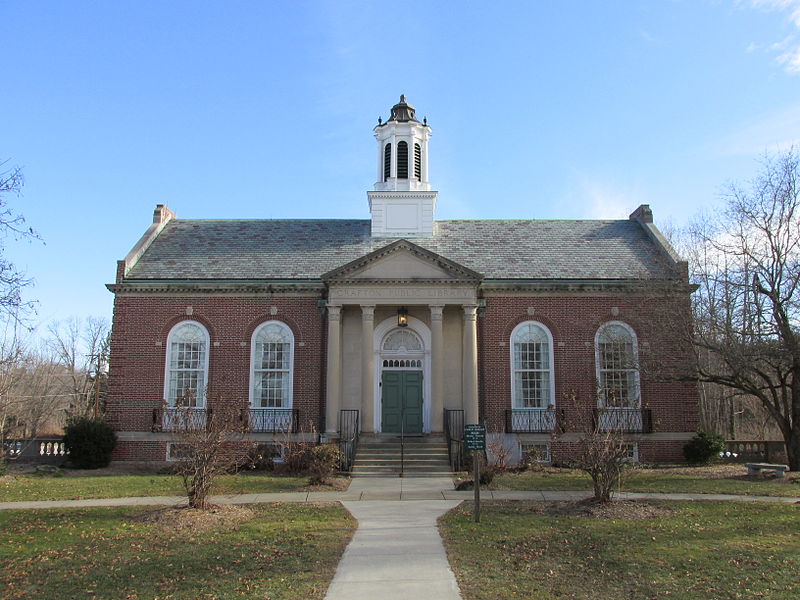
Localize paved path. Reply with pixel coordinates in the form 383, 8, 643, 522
1, 486, 798, 510
324, 499, 462, 600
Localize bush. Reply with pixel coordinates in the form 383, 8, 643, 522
308, 444, 342, 485
63, 417, 117, 469
683, 431, 726, 465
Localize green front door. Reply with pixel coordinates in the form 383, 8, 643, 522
381, 370, 423, 434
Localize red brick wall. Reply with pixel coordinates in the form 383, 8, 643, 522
114, 440, 168, 461
477, 295, 699, 435
106, 296, 326, 442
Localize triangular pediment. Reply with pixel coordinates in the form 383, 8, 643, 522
322, 240, 483, 283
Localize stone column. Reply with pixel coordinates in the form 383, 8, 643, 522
361, 305, 375, 433
325, 305, 342, 434
430, 304, 445, 432
462, 304, 479, 425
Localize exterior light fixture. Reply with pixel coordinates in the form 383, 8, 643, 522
397, 307, 409, 327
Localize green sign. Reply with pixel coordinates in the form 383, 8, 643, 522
464, 424, 486, 451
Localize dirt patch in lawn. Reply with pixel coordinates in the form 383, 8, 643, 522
524, 500, 674, 519
129, 503, 257, 532
304, 477, 351, 492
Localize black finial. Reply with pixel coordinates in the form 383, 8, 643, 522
400, 94, 406, 103
423, 117, 427, 125
378, 117, 382, 125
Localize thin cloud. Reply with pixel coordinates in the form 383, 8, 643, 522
704, 104, 800, 156
746, 0, 800, 73
777, 46, 800, 70
577, 179, 641, 220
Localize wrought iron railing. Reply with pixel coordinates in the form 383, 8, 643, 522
338, 409, 359, 471
593, 408, 652, 433
505, 408, 558, 433
153, 407, 210, 432
444, 409, 465, 471
243, 408, 299, 433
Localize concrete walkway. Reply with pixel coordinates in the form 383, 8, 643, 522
1, 484, 798, 510
324, 499, 462, 600
323, 476, 463, 599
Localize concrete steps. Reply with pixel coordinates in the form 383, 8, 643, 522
351, 439, 452, 477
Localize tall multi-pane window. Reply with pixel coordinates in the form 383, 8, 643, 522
250, 322, 294, 408
511, 322, 554, 408
595, 322, 639, 408
164, 321, 209, 407
414, 143, 421, 180
383, 143, 391, 181
397, 141, 409, 178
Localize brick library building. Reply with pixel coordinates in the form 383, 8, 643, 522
106, 96, 699, 465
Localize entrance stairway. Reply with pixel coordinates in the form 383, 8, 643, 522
350, 436, 452, 477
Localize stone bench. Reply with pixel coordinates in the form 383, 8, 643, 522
746, 463, 789, 478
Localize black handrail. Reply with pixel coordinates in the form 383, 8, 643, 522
338, 409, 360, 471
444, 409, 465, 471
399, 402, 405, 477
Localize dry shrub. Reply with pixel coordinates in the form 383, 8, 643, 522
308, 444, 342, 485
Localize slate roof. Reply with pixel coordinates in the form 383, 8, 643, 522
123, 218, 678, 281
125, 219, 676, 281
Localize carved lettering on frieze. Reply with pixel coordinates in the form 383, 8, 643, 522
329, 285, 476, 303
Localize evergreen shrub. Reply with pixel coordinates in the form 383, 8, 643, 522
63, 417, 117, 469
683, 431, 726, 465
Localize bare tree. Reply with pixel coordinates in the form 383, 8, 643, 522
0, 326, 73, 468
0, 161, 38, 321
47, 317, 110, 418
169, 399, 255, 510
556, 389, 636, 503
687, 148, 800, 469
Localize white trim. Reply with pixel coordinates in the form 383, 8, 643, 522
509, 321, 556, 410
166, 442, 191, 462
373, 315, 432, 433
520, 441, 552, 464
163, 320, 210, 407
622, 442, 640, 462
594, 320, 641, 409
248, 321, 295, 409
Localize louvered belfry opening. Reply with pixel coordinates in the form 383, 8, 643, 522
383, 143, 392, 181
414, 143, 421, 180
397, 141, 409, 179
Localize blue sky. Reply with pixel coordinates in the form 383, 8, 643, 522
3, 0, 800, 333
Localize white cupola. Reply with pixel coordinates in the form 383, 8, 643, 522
368, 95, 438, 238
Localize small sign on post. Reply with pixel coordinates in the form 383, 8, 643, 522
464, 424, 486, 523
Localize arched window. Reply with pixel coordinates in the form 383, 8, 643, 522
510, 322, 555, 408
250, 322, 294, 408
595, 322, 639, 408
414, 143, 421, 180
164, 321, 209, 407
382, 329, 423, 354
383, 143, 391, 181
397, 141, 409, 179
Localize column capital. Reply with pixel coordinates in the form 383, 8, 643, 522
361, 304, 376, 321
462, 304, 478, 321
429, 304, 444, 321
327, 304, 342, 321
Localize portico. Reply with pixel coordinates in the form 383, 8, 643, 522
322, 243, 482, 435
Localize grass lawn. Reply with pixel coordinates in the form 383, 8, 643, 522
492, 464, 800, 497
1, 502, 355, 600
0, 471, 320, 502
440, 500, 800, 600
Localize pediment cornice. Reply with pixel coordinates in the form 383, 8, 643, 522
321, 239, 483, 284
